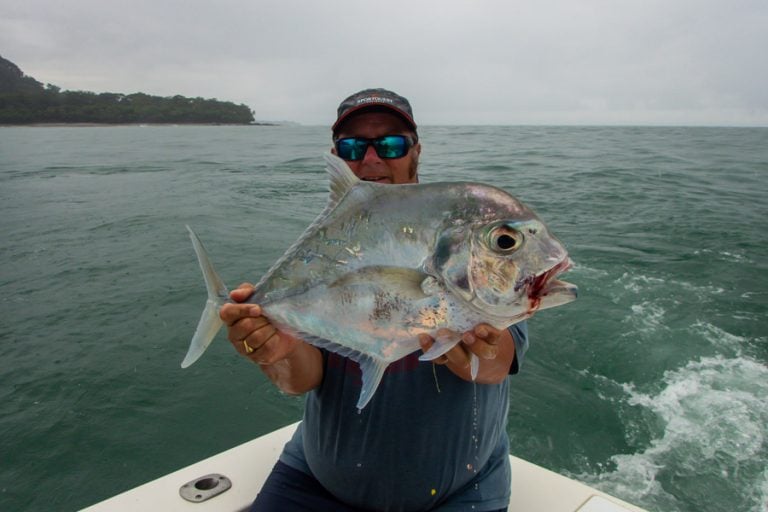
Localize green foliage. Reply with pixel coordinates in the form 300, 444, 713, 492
0, 55, 255, 124
0, 56, 45, 94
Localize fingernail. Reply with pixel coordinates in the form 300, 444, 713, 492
477, 327, 488, 337
463, 333, 475, 344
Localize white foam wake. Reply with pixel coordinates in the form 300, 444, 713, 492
578, 355, 768, 512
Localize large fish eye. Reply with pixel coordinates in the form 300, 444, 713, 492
488, 226, 523, 253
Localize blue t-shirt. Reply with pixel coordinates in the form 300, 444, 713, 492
280, 322, 528, 512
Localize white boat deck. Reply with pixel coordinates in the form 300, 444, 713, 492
82, 422, 647, 512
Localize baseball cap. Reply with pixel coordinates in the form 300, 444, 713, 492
332, 88, 417, 134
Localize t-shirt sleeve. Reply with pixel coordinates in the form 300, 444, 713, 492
508, 321, 529, 375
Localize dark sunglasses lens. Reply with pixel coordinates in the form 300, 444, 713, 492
336, 135, 411, 161
336, 138, 367, 161
373, 135, 409, 159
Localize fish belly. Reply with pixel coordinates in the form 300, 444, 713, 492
261, 278, 470, 409
263, 282, 441, 363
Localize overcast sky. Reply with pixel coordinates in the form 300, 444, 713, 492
2, 0, 767, 126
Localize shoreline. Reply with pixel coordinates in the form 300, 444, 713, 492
0, 122, 280, 128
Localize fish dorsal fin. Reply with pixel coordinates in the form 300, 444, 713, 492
252, 153, 366, 294
324, 152, 360, 205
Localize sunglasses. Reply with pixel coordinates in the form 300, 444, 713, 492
335, 135, 414, 161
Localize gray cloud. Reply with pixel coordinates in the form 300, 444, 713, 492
2, 0, 766, 125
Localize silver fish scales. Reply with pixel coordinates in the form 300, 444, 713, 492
183, 153, 577, 409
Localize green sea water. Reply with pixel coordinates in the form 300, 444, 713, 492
1, 125, 766, 511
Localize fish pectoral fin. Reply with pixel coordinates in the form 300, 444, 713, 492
329, 266, 430, 298
418, 331, 463, 362
418, 333, 480, 381
469, 353, 479, 380
357, 356, 389, 410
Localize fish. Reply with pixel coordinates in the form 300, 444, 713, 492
182, 153, 577, 409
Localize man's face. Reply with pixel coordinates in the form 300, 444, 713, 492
333, 112, 421, 185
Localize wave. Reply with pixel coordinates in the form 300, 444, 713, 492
613, 272, 725, 298
577, 355, 768, 512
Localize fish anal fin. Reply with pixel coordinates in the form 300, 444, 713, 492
297, 332, 389, 410
357, 356, 389, 410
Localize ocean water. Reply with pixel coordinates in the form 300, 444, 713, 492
1, 125, 766, 512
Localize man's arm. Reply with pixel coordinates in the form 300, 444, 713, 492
220, 284, 323, 395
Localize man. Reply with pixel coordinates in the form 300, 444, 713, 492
220, 89, 529, 511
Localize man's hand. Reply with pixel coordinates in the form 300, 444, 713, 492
418, 324, 515, 384
219, 283, 302, 365
219, 283, 323, 395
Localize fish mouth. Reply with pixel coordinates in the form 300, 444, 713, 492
528, 258, 578, 310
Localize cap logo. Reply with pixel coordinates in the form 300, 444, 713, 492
356, 96, 395, 106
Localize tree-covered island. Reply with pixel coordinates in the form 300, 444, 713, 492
0, 55, 256, 125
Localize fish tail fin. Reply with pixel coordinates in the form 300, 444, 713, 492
181, 226, 229, 368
